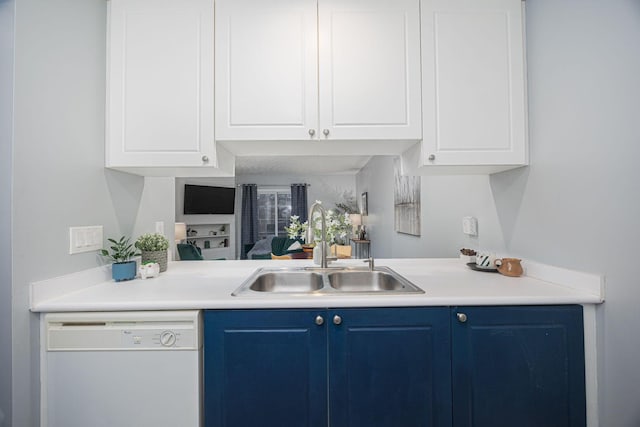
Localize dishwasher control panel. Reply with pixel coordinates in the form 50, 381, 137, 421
46, 311, 201, 351
121, 327, 194, 349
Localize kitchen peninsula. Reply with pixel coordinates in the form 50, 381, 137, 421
32, 258, 602, 427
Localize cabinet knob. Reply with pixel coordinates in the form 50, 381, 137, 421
323, 129, 330, 137
202, 155, 209, 163
308, 129, 316, 137
428, 154, 436, 161
315, 315, 324, 326
457, 313, 467, 323
333, 315, 342, 325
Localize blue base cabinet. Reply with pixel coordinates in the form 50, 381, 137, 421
451, 305, 586, 427
204, 307, 452, 427
204, 305, 585, 427
329, 308, 452, 427
203, 309, 328, 427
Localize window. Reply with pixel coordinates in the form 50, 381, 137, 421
257, 188, 291, 240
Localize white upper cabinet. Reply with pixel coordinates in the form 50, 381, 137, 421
215, 0, 422, 142
318, 0, 422, 140
107, 0, 223, 173
407, 0, 528, 174
215, 0, 318, 140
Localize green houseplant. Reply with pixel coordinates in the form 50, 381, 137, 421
101, 236, 139, 282
135, 233, 170, 272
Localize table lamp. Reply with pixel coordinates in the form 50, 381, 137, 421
349, 214, 362, 239
174, 222, 187, 243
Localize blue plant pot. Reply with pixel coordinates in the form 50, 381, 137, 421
112, 261, 136, 282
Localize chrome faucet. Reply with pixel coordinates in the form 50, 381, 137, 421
307, 202, 329, 268
364, 257, 375, 271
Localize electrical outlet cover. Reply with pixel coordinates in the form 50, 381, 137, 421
462, 217, 478, 236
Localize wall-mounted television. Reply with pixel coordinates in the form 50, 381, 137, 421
183, 184, 236, 215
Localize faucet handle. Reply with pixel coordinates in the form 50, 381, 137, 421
363, 257, 374, 271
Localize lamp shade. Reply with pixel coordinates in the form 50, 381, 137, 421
174, 222, 187, 242
349, 214, 362, 226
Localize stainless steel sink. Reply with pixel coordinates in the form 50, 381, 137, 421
327, 270, 417, 292
232, 266, 424, 296
248, 271, 323, 293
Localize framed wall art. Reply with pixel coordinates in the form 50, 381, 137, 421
360, 192, 368, 216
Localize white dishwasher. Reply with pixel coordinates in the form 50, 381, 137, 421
42, 310, 201, 427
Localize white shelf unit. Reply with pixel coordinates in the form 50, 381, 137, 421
185, 223, 233, 260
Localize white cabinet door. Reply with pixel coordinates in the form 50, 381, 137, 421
107, 0, 215, 168
215, 0, 421, 143
318, 0, 422, 140
215, 0, 317, 140
420, 0, 527, 168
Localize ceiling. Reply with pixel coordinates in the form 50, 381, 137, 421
234, 155, 372, 176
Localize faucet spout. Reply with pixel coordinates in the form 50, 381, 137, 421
307, 202, 328, 268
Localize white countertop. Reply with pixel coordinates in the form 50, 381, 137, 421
30, 258, 604, 312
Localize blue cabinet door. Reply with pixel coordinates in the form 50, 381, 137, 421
451, 305, 586, 427
329, 307, 452, 427
203, 309, 327, 427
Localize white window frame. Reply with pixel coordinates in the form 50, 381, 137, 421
257, 187, 291, 238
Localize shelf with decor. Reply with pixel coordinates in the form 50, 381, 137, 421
184, 223, 233, 259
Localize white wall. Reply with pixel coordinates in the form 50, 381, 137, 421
0, 0, 14, 424
491, 1, 640, 425
356, 156, 505, 258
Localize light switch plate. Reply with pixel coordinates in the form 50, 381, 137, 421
462, 217, 478, 236
69, 226, 103, 254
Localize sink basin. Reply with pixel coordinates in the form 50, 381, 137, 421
232, 266, 424, 296
328, 270, 420, 292
248, 271, 323, 293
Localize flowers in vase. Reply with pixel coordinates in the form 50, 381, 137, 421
285, 215, 308, 241
285, 208, 353, 245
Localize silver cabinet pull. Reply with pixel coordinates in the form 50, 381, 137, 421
202, 155, 209, 162
315, 315, 324, 326
457, 313, 467, 323
322, 129, 330, 137
333, 315, 342, 325
308, 129, 316, 137
428, 154, 436, 161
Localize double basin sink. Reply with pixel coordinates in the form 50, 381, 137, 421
232, 266, 424, 296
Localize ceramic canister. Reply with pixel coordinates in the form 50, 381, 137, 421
495, 258, 523, 277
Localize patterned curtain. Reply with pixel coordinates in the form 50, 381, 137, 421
240, 184, 258, 259
290, 183, 308, 223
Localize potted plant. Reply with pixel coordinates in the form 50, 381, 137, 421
135, 233, 170, 272
101, 236, 139, 282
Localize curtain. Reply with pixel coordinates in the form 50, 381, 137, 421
240, 184, 258, 259
290, 183, 308, 223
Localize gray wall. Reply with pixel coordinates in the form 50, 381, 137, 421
131, 177, 176, 243
356, 156, 505, 258
0, 0, 14, 424
10, 0, 146, 425
493, 0, 640, 425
